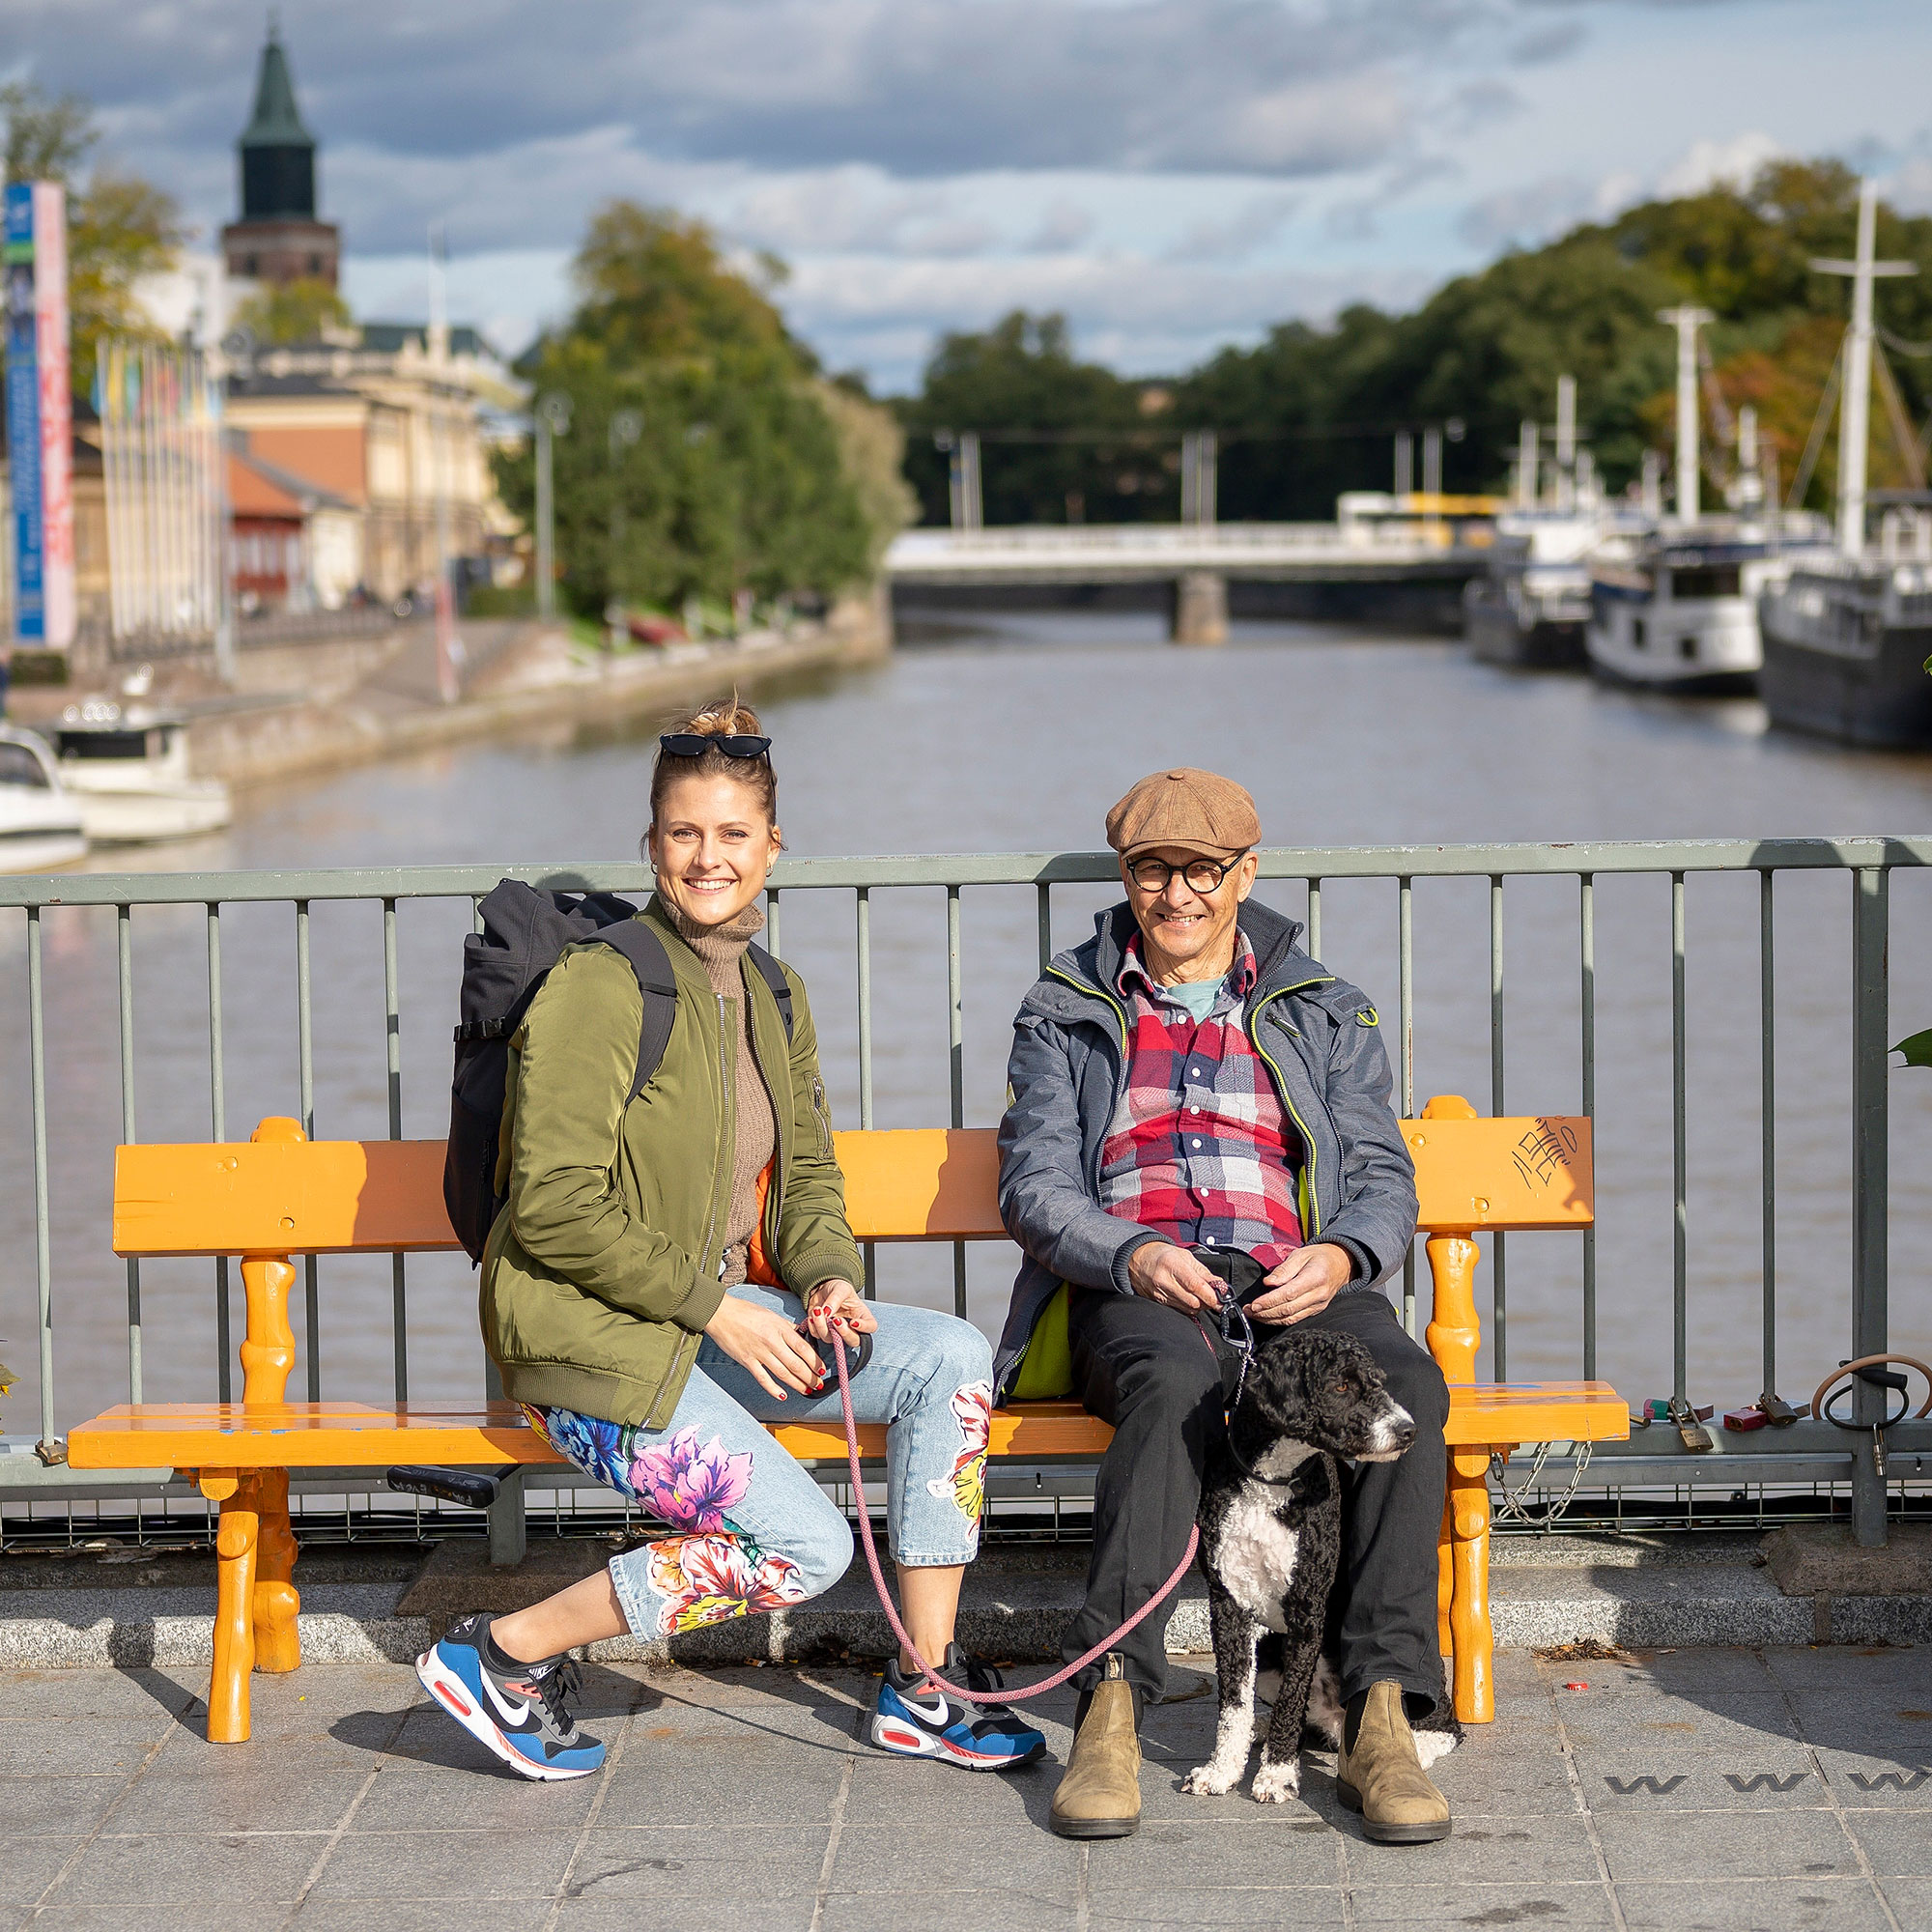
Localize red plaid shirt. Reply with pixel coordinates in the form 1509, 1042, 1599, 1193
1097, 930, 1305, 1267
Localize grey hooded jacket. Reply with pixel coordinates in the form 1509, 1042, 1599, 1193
992, 896, 1419, 1401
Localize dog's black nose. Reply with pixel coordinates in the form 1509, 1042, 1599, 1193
1392, 1422, 1415, 1449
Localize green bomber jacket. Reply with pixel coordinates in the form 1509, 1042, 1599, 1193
479, 897, 863, 1429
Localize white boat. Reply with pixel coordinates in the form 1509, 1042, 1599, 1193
0, 725, 89, 873
1467, 511, 1648, 670
1585, 305, 1832, 694
1586, 526, 1813, 694
53, 700, 232, 844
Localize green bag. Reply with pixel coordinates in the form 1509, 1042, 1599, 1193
1009, 1282, 1075, 1401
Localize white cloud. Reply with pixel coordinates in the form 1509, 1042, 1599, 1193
1164, 192, 1301, 264
1655, 130, 1786, 199
782, 247, 1435, 384
7, 0, 1930, 392
1889, 156, 1932, 215
1023, 201, 1098, 252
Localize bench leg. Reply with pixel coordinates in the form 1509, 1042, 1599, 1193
252, 1469, 301, 1674
1446, 1446, 1494, 1725
1437, 1492, 1454, 1658
210, 1476, 261, 1744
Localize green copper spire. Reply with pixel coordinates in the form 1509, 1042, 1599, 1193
241, 19, 312, 150
237, 17, 318, 221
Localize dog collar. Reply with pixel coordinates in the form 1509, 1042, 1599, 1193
1226, 1433, 1329, 1498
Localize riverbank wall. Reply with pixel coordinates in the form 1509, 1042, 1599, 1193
10, 589, 893, 790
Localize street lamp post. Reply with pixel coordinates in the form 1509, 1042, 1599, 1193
533, 391, 572, 623
606, 408, 642, 647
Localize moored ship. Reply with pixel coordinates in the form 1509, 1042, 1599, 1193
1586, 528, 1812, 695
1760, 510, 1932, 747
1468, 510, 1644, 670
0, 724, 89, 873
53, 700, 233, 844
1758, 183, 1931, 747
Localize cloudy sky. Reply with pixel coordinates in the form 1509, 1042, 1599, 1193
5, 0, 1930, 389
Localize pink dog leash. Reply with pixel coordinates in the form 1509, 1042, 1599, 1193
828, 1325, 1199, 1706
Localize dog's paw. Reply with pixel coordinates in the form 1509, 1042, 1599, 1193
1413, 1729, 1460, 1769
1250, 1758, 1301, 1804
1181, 1763, 1241, 1798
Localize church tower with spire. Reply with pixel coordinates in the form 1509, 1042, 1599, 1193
220, 18, 340, 289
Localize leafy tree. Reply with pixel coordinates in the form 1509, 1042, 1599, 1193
1, 82, 184, 397
230, 276, 352, 345
569, 203, 804, 369
499, 202, 876, 611
816, 377, 918, 573
896, 312, 1175, 526
893, 156, 1932, 523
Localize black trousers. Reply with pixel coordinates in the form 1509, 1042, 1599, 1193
1062, 1286, 1449, 1708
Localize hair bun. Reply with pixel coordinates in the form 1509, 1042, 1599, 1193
672, 697, 763, 738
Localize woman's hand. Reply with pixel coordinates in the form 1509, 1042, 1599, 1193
805, 1278, 878, 1341
703, 1293, 828, 1400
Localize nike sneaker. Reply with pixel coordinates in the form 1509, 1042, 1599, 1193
415, 1612, 606, 1780
869, 1643, 1047, 1772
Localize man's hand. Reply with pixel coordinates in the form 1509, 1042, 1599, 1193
1246, 1243, 1354, 1325
1126, 1240, 1224, 1314
805, 1278, 878, 1342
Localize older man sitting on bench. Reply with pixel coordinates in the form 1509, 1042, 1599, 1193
992, 767, 1449, 1843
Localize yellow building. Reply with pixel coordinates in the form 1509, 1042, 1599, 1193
222, 324, 523, 606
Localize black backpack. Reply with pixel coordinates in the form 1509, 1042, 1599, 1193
443, 879, 793, 1264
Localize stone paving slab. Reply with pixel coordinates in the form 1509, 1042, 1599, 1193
1, 1645, 1928, 1929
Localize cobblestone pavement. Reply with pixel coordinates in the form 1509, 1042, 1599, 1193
2, 1645, 1928, 1929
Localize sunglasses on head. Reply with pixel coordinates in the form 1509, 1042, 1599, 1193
659, 732, 772, 760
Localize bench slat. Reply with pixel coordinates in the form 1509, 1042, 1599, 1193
68, 1382, 1626, 1475
110, 1118, 1594, 1260
1405, 1116, 1593, 1233
834, 1128, 1006, 1241
114, 1140, 455, 1257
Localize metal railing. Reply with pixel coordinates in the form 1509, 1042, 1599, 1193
3, 838, 1929, 1544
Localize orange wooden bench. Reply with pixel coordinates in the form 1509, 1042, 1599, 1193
70, 1094, 1622, 1740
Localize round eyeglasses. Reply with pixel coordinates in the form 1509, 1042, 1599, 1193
1126, 854, 1241, 895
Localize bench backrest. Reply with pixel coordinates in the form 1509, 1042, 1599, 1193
112, 1094, 1590, 1257
111, 1096, 1588, 1400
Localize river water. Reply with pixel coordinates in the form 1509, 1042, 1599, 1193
6, 605, 1932, 1444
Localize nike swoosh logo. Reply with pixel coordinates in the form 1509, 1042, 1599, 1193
483, 1676, 531, 1726
897, 1690, 951, 1724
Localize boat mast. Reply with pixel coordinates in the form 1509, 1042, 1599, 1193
1658, 304, 1715, 525
1810, 179, 1917, 557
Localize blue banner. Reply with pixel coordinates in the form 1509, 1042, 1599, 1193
4, 182, 44, 642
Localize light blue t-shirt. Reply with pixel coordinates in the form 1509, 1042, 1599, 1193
1157, 977, 1222, 1023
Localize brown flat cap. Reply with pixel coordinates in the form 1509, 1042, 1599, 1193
1106, 768, 1261, 860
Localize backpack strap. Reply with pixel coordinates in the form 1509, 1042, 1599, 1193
585, 922, 681, 1103
749, 942, 795, 1043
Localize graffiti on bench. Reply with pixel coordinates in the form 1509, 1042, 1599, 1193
1512, 1119, 1580, 1190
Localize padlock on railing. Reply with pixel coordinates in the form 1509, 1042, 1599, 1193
1668, 1397, 1717, 1452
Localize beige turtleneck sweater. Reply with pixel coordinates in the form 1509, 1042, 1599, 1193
666, 899, 778, 1290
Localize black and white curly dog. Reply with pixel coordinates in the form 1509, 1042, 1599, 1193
1182, 1324, 1461, 1804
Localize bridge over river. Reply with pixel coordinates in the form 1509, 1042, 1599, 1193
884, 506, 1497, 641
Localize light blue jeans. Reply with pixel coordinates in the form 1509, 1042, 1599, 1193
526, 1285, 993, 1639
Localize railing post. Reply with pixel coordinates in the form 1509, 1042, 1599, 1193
1850, 865, 1889, 1548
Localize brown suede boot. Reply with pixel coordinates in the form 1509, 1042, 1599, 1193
1336, 1682, 1452, 1843
1049, 1654, 1143, 1839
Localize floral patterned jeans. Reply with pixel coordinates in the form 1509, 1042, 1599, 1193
526, 1286, 994, 1639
